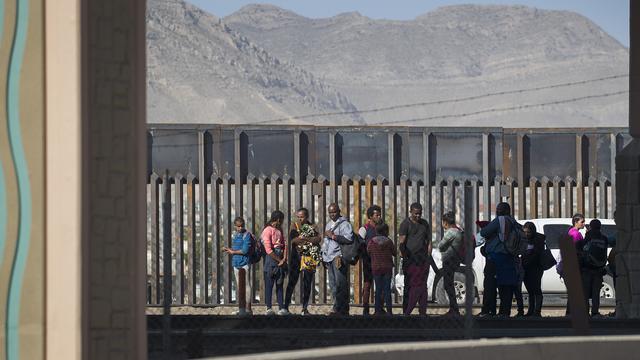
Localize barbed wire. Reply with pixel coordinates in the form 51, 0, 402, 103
149, 89, 628, 148
148, 73, 628, 137
366, 90, 628, 126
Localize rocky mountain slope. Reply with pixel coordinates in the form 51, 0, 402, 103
224, 4, 629, 127
147, 0, 361, 124
147, 0, 629, 127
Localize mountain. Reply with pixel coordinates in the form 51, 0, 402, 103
224, 4, 629, 127
147, 0, 362, 124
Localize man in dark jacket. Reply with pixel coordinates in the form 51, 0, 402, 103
581, 219, 609, 317
522, 221, 545, 317
476, 220, 496, 317
480, 202, 520, 317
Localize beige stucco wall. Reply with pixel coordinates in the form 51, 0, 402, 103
45, 0, 82, 359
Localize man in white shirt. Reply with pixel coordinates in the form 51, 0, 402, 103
321, 203, 353, 316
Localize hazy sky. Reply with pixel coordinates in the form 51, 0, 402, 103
187, 0, 630, 47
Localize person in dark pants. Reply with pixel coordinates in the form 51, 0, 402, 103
261, 210, 287, 315
581, 219, 609, 317
399, 202, 432, 316
481, 257, 497, 316
477, 220, 497, 317
480, 202, 520, 318
437, 211, 464, 316
358, 205, 382, 315
321, 203, 354, 316
284, 208, 320, 315
367, 223, 396, 315
514, 257, 525, 317
522, 221, 545, 317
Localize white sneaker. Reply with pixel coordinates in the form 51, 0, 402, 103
277, 309, 290, 315
265, 308, 275, 316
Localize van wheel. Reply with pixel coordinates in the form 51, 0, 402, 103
435, 271, 474, 306
600, 275, 615, 300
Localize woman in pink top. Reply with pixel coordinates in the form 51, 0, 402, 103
569, 213, 586, 250
261, 210, 287, 315
558, 213, 585, 275
562, 213, 585, 316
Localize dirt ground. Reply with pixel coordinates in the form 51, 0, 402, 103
146, 304, 615, 317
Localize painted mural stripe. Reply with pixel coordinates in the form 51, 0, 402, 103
6, 0, 30, 357
0, 0, 6, 271
0, 166, 6, 269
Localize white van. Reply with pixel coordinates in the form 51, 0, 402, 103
395, 218, 616, 305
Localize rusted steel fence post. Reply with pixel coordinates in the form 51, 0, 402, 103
541, 176, 550, 218
317, 175, 328, 304
565, 176, 575, 219
553, 176, 562, 218
211, 172, 221, 304
529, 176, 539, 219
149, 172, 160, 305
222, 173, 233, 305
353, 176, 362, 304
162, 171, 173, 357
173, 173, 184, 304
186, 173, 196, 304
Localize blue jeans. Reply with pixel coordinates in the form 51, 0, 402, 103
327, 257, 350, 314
264, 251, 285, 310
373, 273, 392, 314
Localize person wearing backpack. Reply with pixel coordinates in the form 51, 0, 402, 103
522, 221, 545, 317
261, 210, 288, 315
480, 202, 520, 317
284, 207, 320, 315
367, 223, 396, 316
436, 211, 464, 316
321, 203, 354, 316
399, 202, 432, 316
223, 217, 254, 316
581, 219, 609, 317
476, 220, 497, 317
358, 205, 382, 315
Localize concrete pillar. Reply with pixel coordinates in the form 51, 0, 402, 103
81, 0, 147, 358
46, 0, 82, 358
615, 0, 640, 319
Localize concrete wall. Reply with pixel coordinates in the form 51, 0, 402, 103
81, 0, 147, 359
213, 336, 640, 360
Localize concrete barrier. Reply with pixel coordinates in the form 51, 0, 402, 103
210, 335, 640, 360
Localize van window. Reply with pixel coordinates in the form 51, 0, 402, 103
542, 224, 571, 249
601, 225, 616, 247
587, 224, 616, 247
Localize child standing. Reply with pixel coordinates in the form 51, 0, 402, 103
367, 223, 396, 315
223, 217, 253, 316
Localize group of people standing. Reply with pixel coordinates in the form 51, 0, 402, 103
224, 201, 466, 317
478, 203, 612, 318
478, 202, 547, 317
225, 200, 612, 318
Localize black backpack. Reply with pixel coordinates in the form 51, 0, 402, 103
247, 232, 264, 265
583, 234, 608, 268
340, 231, 365, 266
503, 218, 528, 256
